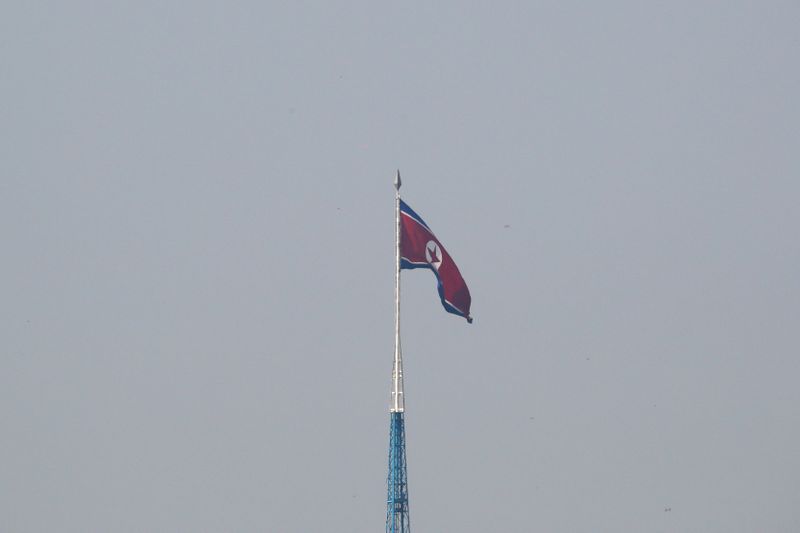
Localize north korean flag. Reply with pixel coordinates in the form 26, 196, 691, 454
400, 199, 472, 323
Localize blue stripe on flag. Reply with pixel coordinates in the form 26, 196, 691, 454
399, 199, 431, 231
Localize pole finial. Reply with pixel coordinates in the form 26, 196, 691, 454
394, 169, 402, 190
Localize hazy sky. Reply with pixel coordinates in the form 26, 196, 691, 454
2, 2, 799, 532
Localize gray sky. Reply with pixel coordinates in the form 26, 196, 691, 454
2, 2, 799, 532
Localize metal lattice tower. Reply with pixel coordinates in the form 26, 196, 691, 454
386, 411, 409, 532
386, 170, 410, 532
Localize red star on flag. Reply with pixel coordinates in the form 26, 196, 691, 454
426, 243, 440, 265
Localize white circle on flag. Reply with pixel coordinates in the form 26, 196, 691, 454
425, 240, 442, 269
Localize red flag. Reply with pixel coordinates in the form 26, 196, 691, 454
400, 199, 472, 323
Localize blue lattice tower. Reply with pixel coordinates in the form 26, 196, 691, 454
386, 411, 410, 532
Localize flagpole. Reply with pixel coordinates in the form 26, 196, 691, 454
392, 169, 404, 413
386, 169, 410, 532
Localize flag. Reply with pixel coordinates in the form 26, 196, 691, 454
400, 199, 472, 323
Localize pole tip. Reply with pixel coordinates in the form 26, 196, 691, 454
394, 169, 402, 190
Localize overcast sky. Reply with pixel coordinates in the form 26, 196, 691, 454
2, 2, 799, 532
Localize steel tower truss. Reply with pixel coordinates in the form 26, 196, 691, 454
386, 411, 410, 532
